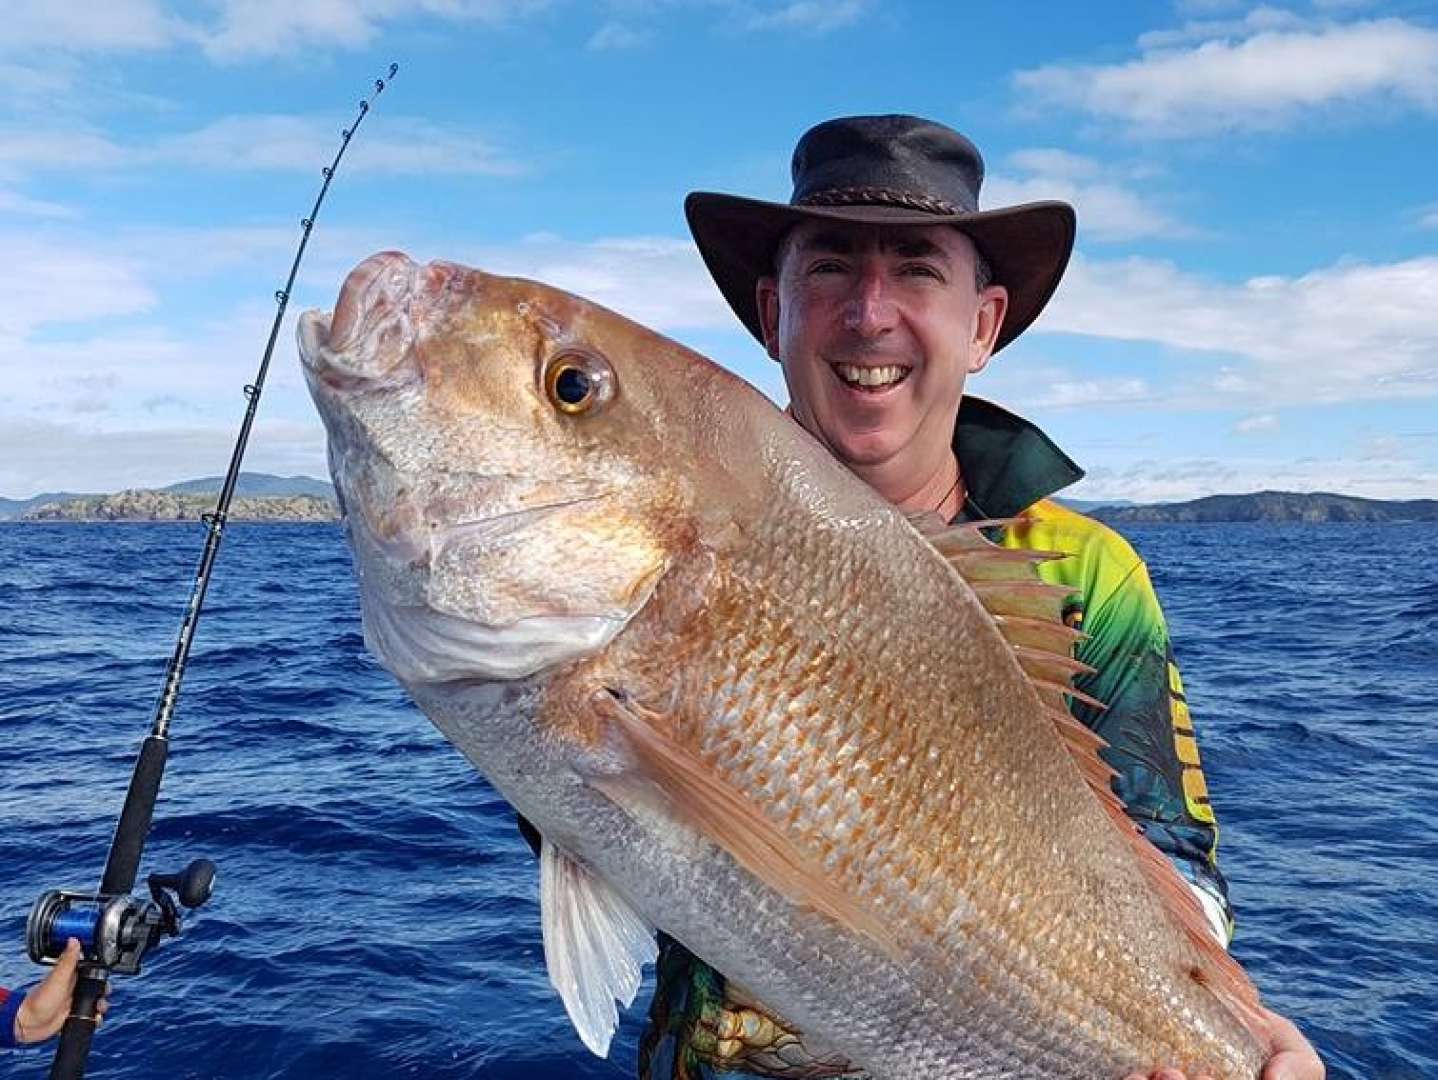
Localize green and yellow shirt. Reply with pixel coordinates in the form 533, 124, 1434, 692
637, 398, 1231, 1080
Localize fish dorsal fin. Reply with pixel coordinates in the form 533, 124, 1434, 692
539, 838, 657, 1058
592, 691, 900, 958
906, 517, 1085, 686
915, 517, 1269, 1042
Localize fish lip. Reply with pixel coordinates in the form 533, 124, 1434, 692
328, 250, 416, 354
297, 309, 331, 376
298, 251, 420, 391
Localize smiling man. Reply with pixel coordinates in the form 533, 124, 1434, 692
627, 115, 1324, 1080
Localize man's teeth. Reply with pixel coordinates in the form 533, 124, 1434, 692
836, 363, 908, 388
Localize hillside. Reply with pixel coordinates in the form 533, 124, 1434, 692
1091, 490, 1438, 524
2, 474, 337, 521
24, 490, 337, 523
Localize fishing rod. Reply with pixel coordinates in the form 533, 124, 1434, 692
23, 62, 398, 1080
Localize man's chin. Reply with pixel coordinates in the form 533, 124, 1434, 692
823, 430, 908, 472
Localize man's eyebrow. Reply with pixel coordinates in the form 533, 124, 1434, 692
888, 235, 950, 261
795, 227, 856, 255
794, 228, 951, 262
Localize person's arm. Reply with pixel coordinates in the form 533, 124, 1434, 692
3, 938, 109, 1048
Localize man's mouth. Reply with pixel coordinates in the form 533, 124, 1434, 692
833, 363, 911, 391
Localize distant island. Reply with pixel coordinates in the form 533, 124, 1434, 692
2, 476, 1435, 524
1086, 490, 1438, 524
2, 473, 338, 523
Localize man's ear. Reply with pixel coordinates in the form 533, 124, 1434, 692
756, 277, 782, 361
968, 284, 1009, 375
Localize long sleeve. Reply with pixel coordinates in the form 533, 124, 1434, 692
0, 986, 25, 1049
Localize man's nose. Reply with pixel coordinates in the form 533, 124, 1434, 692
841, 266, 898, 335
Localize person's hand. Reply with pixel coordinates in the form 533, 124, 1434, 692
14, 938, 111, 1045
1121, 1004, 1324, 1080
1256, 1008, 1324, 1080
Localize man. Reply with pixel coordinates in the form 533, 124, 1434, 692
630, 115, 1322, 1080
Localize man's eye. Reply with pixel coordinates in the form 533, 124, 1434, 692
808, 260, 846, 275
902, 263, 944, 281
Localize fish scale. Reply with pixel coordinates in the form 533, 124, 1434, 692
301, 252, 1268, 1079
589, 479, 1241, 1075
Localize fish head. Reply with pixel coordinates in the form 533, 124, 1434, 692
299, 250, 740, 687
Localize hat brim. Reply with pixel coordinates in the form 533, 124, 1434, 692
684, 192, 1075, 355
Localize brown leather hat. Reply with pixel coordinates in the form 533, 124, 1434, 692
685, 114, 1075, 354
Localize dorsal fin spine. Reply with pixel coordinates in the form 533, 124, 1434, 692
917, 517, 1269, 1045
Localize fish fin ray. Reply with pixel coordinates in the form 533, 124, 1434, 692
1012, 644, 1096, 685
540, 838, 657, 1058
1117, 820, 1267, 1037
920, 521, 1267, 1034
595, 693, 900, 957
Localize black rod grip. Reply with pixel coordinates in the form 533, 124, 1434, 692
99, 736, 168, 896
47, 971, 107, 1080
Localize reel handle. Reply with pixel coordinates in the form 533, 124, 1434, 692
148, 859, 217, 909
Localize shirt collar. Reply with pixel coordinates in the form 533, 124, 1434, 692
953, 396, 1085, 520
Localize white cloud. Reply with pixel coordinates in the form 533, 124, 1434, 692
1137, 5, 1310, 50
1015, 18, 1438, 136
986, 150, 1189, 241
0, 116, 525, 180
1234, 412, 1280, 434
587, 21, 650, 49
1174, 0, 1246, 13
979, 361, 1155, 412
742, 0, 869, 33
197, 0, 554, 60
0, 59, 77, 96
1071, 450, 1438, 503
0, 0, 554, 60
1005, 148, 1100, 180
1037, 253, 1438, 407
0, 130, 130, 179
0, 188, 78, 219
468, 234, 735, 331
0, 224, 744, 495
0, 235, 155, 337
154, 115, 527, 176
0, 0, 183, 52
0, 418, 327, 497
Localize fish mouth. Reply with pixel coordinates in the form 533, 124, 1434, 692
299, 251, 419, 390
299, 251, 479, 393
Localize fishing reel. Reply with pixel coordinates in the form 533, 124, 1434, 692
26, 859, 217, 976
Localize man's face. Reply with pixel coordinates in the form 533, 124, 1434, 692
757, 220, 1007, 474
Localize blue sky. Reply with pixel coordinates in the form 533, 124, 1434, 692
2, 0, 1436, 501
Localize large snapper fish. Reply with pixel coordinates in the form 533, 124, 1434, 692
299, 251, 1269, 1079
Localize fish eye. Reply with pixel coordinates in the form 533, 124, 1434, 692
544, 351, 615, 415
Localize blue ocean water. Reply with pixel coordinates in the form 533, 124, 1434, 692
0, 520, 1434, 1079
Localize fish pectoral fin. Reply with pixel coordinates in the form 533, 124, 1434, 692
593, 690, 900, 958
539, 838, 657, 1058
